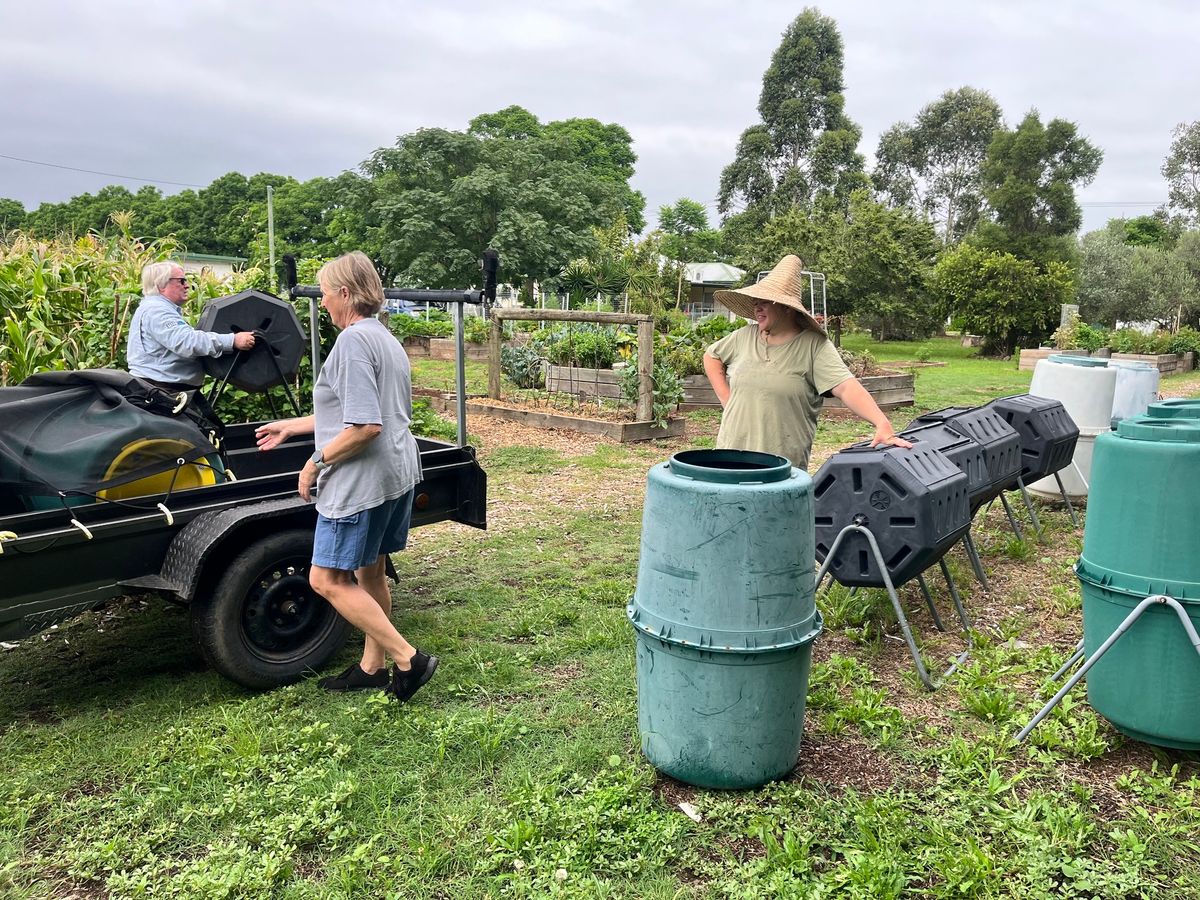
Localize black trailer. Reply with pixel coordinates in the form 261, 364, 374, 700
0, 259, 494, 688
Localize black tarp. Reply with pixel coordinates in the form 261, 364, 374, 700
0, 370, 222, 511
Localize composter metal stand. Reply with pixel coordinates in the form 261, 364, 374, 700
817, 519, 971, 691
1014, 593, 1200, 743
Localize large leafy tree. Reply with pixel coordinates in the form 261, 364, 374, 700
1162, 122, 1200, 226
873, 87, 1002, 243
362, 122, 629, 292
0, 198, 25, 232
974, 111, 1103, 263
934, 243, 1074, 355
731, 193, 939, 343
1076, 228, 1134, 327
717, 8, 867, 220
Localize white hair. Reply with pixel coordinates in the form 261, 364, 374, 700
142, 261, 181, 295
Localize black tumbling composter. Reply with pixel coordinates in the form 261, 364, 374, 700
907, 406, 1023, 511
812, 443, 971, 589
987, 394, 1079, 485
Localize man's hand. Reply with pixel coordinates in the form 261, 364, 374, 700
255, 421, 292, 451
298, 461, 318, 502
233, 331, 256, 351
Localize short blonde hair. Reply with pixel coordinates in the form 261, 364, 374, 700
318, 252, 384, 317
142, 261, 181, 295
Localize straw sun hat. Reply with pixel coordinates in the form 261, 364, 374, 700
714, 254, 823, 332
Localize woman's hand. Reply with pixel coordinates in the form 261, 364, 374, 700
255, 415, 314, 451
298, 460, 318, 502
255, 421, 292, 451
869, 424, 913, 449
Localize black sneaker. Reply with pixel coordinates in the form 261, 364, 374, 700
388, 650, 439, 702
318, 663, 389, 692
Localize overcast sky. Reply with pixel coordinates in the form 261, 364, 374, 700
2, 0, 1196, 235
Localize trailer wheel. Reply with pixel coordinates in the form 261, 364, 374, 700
192, 529, 351, 689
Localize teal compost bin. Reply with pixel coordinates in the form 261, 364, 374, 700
1147, 398, 1200, 420
628, 449, 822, 789
1077, 415, 1200, 749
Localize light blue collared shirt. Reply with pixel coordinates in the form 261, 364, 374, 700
126, 294, 234, 386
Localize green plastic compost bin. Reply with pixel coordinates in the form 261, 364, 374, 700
628, 449, 822, 788
1077, 416, 1200, 750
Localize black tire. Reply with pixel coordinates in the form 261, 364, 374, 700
191, 529, 351, 689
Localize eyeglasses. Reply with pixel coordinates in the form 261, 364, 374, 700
168, 277, 189, 286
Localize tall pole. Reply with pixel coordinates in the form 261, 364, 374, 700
266, 185, 276, 290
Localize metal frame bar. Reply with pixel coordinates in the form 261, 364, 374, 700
816, 523, 970, 691
1015, 594, 1200, 743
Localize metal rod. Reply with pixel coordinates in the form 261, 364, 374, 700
917, 574, 946, 632
939, 557, 972, 631
309, 296, 322, 379
1048, 638, 1085, 684
453, 301, 467, 447
962, 530, 990, 590
1000, 492, 1025, 542
1053, 471, 1079, 527
1015, 595, 1200, 743
816, 524, 963, 691
1016, 477, 1044, 542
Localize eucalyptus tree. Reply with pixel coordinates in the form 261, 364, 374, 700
975, 110, 1103, 264
717, 8, 867, 220
1162, 121, 1200, 226
873, 87, 1002, 243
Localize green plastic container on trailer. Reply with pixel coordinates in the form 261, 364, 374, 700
1146, 398, 1200, 420
1076, 415, 1200, 750
628, 449, 822, 789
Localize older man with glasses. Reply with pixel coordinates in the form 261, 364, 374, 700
127, 262, 255, 420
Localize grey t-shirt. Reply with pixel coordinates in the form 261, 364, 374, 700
313, 318, 421, 518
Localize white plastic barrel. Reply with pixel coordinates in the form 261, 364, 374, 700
1109, 360, 1160, 424
1027, 355, 1116, 501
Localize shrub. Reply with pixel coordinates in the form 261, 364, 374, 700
1168, 326, 1200, 355
620, 353, 684, 427
660, 345, 705, 377
500, 344, 545, 389
390, 314, 453, 339
546, 331, 616, 369
691, 314, 741, 344
1074, 322, 1110, 352
463, 315, 489, 345
410, 397, 457, 441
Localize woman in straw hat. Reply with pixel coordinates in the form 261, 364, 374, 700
703, 255, 911, 470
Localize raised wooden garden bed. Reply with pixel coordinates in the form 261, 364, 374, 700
1110, 352, 1181, 374
1018, 348, 1089, 371
820, 372, 915, 416
466, 399, 685, 442
546, 364, 622, 399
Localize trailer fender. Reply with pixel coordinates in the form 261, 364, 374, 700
154, 497, 316, 601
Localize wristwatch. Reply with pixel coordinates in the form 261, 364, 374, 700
311, 450, 330, 471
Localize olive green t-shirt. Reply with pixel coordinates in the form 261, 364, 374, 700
706, 325, 853, 470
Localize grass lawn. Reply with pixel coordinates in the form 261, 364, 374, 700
1, 337, 1199, 897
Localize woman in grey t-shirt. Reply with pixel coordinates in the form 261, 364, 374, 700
255, 252, 437, 702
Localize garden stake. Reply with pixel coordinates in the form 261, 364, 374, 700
1014, 594, 1200, 743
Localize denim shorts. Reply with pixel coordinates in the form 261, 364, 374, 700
312, 491, 413, 571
